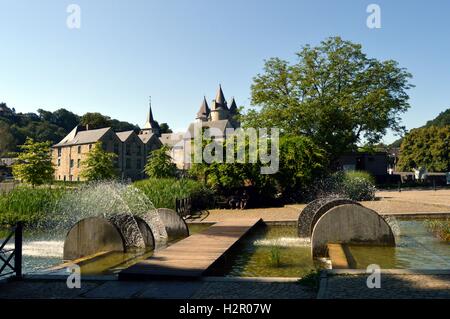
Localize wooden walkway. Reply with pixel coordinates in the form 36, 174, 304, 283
119, 218, 262, 280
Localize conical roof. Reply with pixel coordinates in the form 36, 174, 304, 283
196, 96, 210, 119
214, 84, 227, 109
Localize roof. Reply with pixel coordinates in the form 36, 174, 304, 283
138, 132, 157, 144
143, 105, 160, 130
229, 97, 238, 114
213, 85, 227, 110
196, 96, 210, 119
186, 120, 235, 137
116, 130, 134, 142
54, 127, 111, 147
159, 133, 184, 147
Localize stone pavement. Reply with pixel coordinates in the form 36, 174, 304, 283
2, 272, 450, 299
318, 270, 450, 299
0, 277, 315, 299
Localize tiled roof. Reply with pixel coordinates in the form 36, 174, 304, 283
54, 127, 111, 147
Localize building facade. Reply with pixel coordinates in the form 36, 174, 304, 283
52, 105, 162, 182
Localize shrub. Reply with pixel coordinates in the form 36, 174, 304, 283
134, 178, 213, 210
326, 171, 376, 201
0, 186, 66, 226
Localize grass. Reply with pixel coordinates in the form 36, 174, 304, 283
134, 177, 213, 210
269, 246, 281, 267
0, 186, 66, 227
424, 219, 450, 242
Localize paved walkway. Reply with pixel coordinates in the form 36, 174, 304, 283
318, 270, 450, 299
2, 271, 450, 299
0, 277, 315, 299
198, 189, 450, 223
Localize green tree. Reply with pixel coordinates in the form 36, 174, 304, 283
397, 126, 450, 172
0, 121, 16, 155
80, 141, 118, 181
276, 135, 327, 199
80, 112, 111, 129
159, 122, 173, 134
12, 138, 54, 186
425, 108, 450, 127
245, 36, 413, 158
144, 145, 177, 178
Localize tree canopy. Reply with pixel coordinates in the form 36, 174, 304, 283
12, 138, 54, 186
80, 141, 118, 181
397, 126, 450, 172
144, 145, 177, 178
0, 103, 140, 153
244, 36, 413, 158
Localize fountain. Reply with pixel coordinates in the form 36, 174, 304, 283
297, 197, 361, 237
310, 204, 396, 257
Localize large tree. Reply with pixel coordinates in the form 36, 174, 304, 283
12, 138, 54, 186
80, 141, 118, 181
245, 36, 413, 157
397, 126, 450, 172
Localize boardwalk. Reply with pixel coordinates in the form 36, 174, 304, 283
119, 218, 262, 280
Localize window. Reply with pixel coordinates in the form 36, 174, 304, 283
63, 176, 66, 181
57, 159, 61, 167
77, 177, 80, 182
89, 144, 92, 150
69, 175, 73, 182
70, 159, 74, 168
57, 147, 62, 157
77, 146, 81, 154
137, 159, 142, 170
126, 159, 131, 169
77, 159, 81, 168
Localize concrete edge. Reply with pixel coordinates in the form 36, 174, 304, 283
201, 276, 300, 283
325, 269, 450, 275
23, 274, 118, 281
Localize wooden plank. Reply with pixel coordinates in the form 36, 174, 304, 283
327, 243, 349, 269
119, 218, 261, 280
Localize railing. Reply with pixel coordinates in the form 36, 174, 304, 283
175, 197, 192, 218
0, 222, 23, 279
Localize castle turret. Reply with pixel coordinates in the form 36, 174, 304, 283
196, 96, 210, 122
210, 84, 229, 121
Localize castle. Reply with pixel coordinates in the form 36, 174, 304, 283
52, 85, 240, 180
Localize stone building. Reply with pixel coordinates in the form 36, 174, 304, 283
52, 85, 239, 180
52, 105, 162, 182
160, 85, 240, 169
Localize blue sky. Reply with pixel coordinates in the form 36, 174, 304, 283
1, 0, 449, 143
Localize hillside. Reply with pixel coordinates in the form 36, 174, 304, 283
390, 107, 450, 148
0, 102, 139, 155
